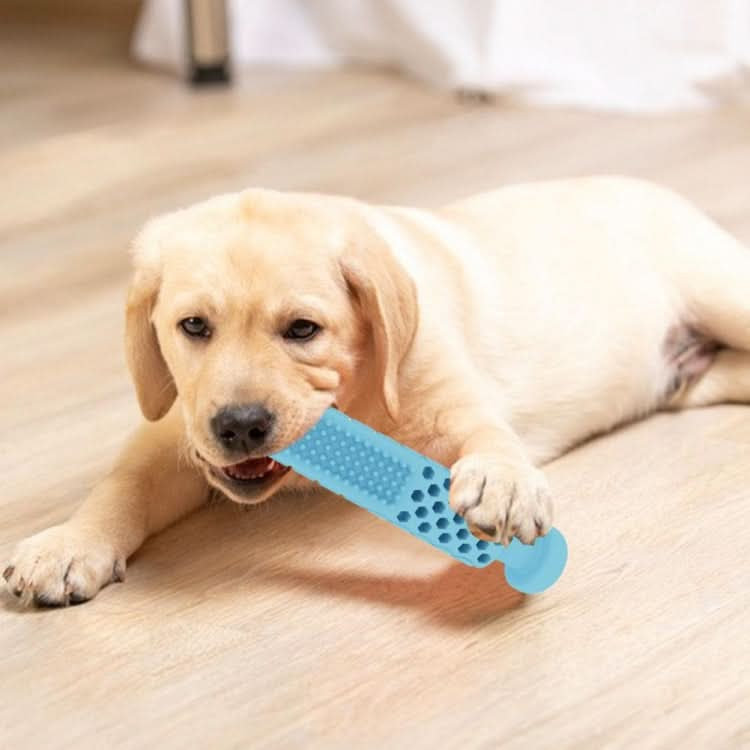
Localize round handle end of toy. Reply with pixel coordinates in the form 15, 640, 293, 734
502, 528, 568, 594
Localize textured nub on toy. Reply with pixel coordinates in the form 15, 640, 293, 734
282, 418, 411, 505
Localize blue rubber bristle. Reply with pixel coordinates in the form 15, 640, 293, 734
271, 408, 567, 594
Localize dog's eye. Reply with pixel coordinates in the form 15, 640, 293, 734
179, 317, 211, 338
284, 319, 320, 341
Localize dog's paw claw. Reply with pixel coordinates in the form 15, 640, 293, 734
472, 522, 499, 540
33, 591, 63, 608
111, 560, 126, 584
450, 453, 553, 546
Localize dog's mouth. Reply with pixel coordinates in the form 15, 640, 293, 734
197, 452, 291, 501
195, 405, 337, 501
221, 456, 289, 484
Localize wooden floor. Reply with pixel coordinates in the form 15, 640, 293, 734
1, 20, 750, 750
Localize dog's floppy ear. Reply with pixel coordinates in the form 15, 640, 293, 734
124, 262, 176, 421
340, 237, 418, 422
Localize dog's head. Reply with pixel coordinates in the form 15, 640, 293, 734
125, 190, 417, 503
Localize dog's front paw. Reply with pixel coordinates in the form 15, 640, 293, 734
449, 453, 553, 545
3, 525, 125, 607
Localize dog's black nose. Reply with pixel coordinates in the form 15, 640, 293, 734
211, 404, 274, 451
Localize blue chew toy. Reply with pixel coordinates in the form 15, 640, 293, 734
271, 408, 567, 594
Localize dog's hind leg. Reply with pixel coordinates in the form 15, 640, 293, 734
666, 213, 750, 408
668, 349, 750, 408
672, 212, 750, 350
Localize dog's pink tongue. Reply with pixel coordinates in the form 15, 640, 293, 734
227, 457, 274, 479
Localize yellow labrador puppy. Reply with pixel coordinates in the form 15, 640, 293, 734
5, 177, 750, 606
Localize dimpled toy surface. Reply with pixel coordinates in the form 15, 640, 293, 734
271, 408, 567, 594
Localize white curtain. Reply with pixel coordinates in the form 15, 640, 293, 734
133, 0, 750, 112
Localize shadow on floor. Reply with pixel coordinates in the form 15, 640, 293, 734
254, 559, 526, 629
132, 488, 527, 629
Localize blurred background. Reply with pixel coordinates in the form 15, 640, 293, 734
137, 0, 750, 111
